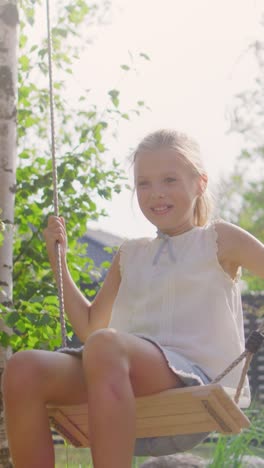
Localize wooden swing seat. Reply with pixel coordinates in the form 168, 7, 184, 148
47, 383, 250, 448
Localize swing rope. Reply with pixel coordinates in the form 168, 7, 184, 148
44, 0, 264, 402
46, 0, 67, 348
212, 327, 264, 403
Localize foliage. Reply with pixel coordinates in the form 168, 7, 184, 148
54, 445, 148, 467
0, 0, 150, 351
217, 34, 264, 291
209, 406, 264, 467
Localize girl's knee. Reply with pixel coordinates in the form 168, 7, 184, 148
82, 328, 129, 376
2, 350, 42, 398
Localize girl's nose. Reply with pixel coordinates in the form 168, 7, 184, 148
151, 190, 165, 199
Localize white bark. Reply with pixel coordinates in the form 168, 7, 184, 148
0, 1, 18, 466
0, 0, 17, 307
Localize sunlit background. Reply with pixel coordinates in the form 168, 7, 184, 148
49, 0, 264, 238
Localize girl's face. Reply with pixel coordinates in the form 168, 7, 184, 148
134, 148, 205, 235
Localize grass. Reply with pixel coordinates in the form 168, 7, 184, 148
54, 447, 148, 468
198, 405, 264, 467
55, 446, 91, 468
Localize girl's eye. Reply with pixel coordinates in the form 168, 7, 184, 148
137, 181, 149, 187
165, 177, 177, 183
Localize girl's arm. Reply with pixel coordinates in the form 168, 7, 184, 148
44, 216, 121, 343
215, 221, 264, 279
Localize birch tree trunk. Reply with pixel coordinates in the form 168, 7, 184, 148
0, 1, 18, 466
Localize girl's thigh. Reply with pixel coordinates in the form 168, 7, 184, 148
3, 349, 88, 406
119, 332, 184, 396
83, 329, 184, 397
5, 330, 183, 406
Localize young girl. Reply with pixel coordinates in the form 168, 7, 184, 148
2, 129, 264, 468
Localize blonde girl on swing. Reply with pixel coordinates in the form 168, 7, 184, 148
3, 129, 264, 468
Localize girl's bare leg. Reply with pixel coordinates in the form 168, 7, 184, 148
82, 329, 184, 468
1, 349, 87, 468
2, 330, 184, 468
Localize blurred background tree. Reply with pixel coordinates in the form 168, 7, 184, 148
217, 16, 264, 292
0, 0, 150, 352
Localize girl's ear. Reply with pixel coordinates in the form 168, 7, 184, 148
198, 173, 208, 196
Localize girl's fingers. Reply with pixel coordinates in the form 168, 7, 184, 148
45, 216, 67, 248
44, 226, 66, 241
48, 216, 66, 232
57, 234, 64, 244
48, 215, 64, 224
48, 215, 58, 226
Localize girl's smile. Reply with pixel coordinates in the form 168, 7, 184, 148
134, 148, 204, 235
151, 204, 173, 215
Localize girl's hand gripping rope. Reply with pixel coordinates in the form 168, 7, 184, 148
43, 215, 68, 274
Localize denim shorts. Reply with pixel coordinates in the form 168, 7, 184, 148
132, 334, 211, 456
59, 333, 211, 456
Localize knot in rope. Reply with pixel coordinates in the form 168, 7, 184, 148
245, 330, 264, 354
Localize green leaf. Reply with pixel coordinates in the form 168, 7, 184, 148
0, 332, 10, 347
139, 52, 150, 60
100, 261, 111, 269
6, 312, 20, 328
108, 89, 120, 108
24, 7, 35, 26
20, 55, 30, 72
20, 34, 28, 48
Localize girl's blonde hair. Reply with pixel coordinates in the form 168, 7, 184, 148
131, 129, 214, 226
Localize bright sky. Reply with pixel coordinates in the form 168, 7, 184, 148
59, 0, 264, 238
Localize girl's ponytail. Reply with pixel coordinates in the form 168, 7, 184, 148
194, 191, 214, 226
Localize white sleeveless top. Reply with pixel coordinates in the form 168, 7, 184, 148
109, 222, 251, 407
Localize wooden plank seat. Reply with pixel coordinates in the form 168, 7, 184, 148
47, 384, 250, 448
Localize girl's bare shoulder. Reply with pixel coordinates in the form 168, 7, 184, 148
213, 219, 264, 279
